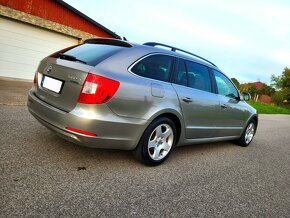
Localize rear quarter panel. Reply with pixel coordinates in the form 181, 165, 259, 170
92, 47, 183, 121
106, 73, 183, 121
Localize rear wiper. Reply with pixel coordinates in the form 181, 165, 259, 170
57, 53, 87, 64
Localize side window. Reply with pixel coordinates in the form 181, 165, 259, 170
213, 70, 239, 98
185, 61, 211, 92
131, 55, 173, 82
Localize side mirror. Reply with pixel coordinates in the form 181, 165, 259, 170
241, 92, 251, 101
234, 96, 241, 101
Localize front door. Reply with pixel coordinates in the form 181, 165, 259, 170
212, 69, 248, 137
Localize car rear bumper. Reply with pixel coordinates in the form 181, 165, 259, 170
27, 90, 148, 150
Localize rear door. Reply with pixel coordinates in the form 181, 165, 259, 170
172, 59, 220, 139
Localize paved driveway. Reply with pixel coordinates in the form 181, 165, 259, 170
0, 79, 289, 217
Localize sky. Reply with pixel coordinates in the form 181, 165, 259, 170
65, 0, 290, 85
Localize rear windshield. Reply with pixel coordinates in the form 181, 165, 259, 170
59, 44, 126, 66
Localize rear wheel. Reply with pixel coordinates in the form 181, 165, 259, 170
236, 119, 256, 147
133, 117, 177, 166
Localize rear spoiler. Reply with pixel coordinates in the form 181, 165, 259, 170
84, 38, 132, 48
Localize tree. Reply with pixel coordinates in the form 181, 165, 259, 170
231, 78, 240, 89
272, 91, 285, 106
248, 86, 258, 96
271, 74, 283, 90
260, 84, 275, 96
239, 81, 275, 102
271, 67, 290, 103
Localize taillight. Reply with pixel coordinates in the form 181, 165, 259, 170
78, 73, 120, 104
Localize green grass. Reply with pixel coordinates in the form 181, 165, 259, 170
248, 101, 290, 114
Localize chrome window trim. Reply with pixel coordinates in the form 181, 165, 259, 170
187, 126, 243, 130
128, 52, 217, 94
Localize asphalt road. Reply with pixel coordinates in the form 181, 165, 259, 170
0, 79, 290, 217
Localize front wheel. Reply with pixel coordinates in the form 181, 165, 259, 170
236, 120, 257, 147
133, 117, 177, 166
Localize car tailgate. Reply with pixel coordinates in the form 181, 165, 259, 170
35, 58, 92, 112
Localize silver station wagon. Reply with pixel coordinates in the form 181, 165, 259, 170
27, 38, 258, 166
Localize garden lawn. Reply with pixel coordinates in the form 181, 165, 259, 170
248, 101, 290, 114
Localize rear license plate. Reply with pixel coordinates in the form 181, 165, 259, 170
41, 76, 63, 93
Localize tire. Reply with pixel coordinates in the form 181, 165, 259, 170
236, 119, 257, 147
133, 117, 177, 166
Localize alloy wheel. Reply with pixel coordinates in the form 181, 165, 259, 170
147, 124, 174, 161
245, 122, 255, 144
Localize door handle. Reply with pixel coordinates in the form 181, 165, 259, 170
221, 103, 227, 109
182, 97, 192, 103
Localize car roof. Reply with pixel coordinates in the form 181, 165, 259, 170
84, 38, 220, 70
131, 43, 220, 70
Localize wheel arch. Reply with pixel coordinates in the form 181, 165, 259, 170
251, 115, 258, 134
146, 110, 184, 145
243, 114, 258, 135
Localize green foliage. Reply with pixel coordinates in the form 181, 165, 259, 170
271, 67, 290, 104
271, 74, 283, 89
240, 83, 256, 94
248, 101, 290, 114
272, 91, 286, 106
248, 86, 258, 95
260, 84, 275, 96
239, 82, 274, 96
231, 78, 240, 89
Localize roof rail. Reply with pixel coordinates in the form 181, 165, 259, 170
143, 42, 217, 67
84, 38, 132, 47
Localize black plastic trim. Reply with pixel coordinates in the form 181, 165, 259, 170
208, 68, 218, 94
84, 38, 132, 47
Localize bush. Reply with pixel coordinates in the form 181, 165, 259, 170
272, 91, 285, 106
